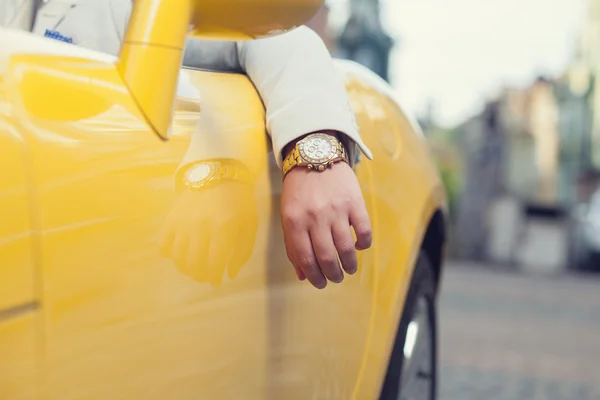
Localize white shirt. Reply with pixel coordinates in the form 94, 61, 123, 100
33, 0, 373, 167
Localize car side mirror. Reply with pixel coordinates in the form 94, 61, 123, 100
117, 0, 323, 140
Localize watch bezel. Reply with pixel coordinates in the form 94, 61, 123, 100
297, 133, 339, 165
184, 162, 220, 189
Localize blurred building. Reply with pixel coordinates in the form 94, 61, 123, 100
454, 100, 506, 261
336, 0, 394, 81
554, 63, 595, 205
524, 77, 560, 207
578, 0, 600, 169
455, 76, 572, 268
497, 87, 536, 202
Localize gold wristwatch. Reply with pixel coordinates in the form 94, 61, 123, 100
177, 159, 253, 192
282, 133, 349, 178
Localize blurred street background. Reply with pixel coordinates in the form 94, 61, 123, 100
3, 0, 600, 398
439, 263, 600, 399
304, 0, 600, 398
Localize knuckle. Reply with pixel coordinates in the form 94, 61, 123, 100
297, 255, 316, 270
333, 196, 353, 213
317, 253, 338, 267
343, 195, 355, 207
282, 208, 303, 227
338, 242, 356, 257
330, 200, 345, 213
307, 204, 328, 220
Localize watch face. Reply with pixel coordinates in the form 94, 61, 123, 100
299, 134, 336, 163
187, 163, 213, 184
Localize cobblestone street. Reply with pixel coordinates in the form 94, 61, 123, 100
439, 263, 600, 400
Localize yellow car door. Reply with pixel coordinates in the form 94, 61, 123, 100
340, 62, 446, 398
8, 49, 275, 398
0, 90, 36, 326
0, 78, 39, 399
2, 27, 380, 399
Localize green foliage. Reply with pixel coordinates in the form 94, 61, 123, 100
425, 127, 464, 221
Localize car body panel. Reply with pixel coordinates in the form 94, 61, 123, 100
0, 314, 38, 400
0, 26, 446, 399
341, 62, 446, 398
0, 108, 37, 312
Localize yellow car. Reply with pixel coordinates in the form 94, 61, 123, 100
0, 0, 447, 399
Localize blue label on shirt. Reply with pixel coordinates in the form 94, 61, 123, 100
44, 29, 74, 44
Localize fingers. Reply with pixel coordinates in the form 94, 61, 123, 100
172, 232, 189, 272
185, 227, 210, 282
332, 222, 358, 275
176, 222, 245, 287
280, 162, 373, 288
227, 224, 256, 280
350, 203, 373, 251
286, 229, 327, 289
310, 227, 344, 284
207, 221, 238, 288
283, 219, 307, 281
282, 204, 370, 288
158, 221, 176, 257
296, 267, 307, 281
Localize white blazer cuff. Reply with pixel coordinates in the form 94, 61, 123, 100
271, 110, 374, 168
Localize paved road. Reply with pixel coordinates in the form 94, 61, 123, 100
438, 262, 600, 400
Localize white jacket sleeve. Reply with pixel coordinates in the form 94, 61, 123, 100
184, 27, 373, 167
234, 27, 373, 167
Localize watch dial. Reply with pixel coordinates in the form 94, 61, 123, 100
187, 164, 212, 183
304, 137, 333, 161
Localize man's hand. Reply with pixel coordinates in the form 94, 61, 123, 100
280, 161, 373, 289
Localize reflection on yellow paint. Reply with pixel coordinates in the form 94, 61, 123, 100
9, 54, 136, 122
159, 159, 258, 287
0, 315, 38, 400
